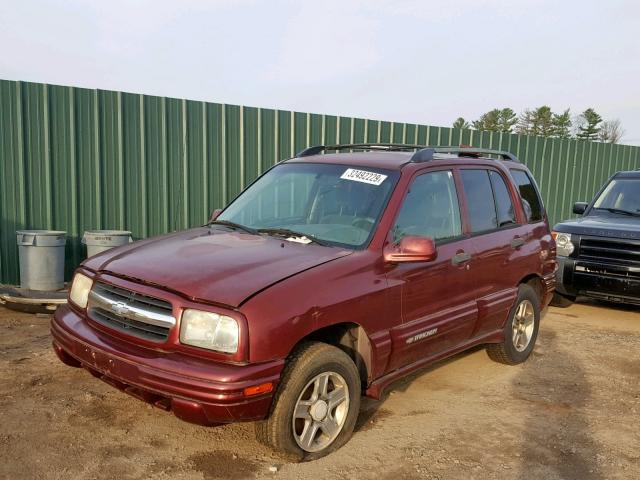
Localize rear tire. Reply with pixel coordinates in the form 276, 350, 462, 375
550, 292, 576, 308
487, 284, 540, 365
255, 342, 361, 461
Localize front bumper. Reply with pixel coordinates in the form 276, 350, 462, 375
51, 305, 284, 425
555, 256, 640, 304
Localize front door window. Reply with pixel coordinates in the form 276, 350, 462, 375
392, 170, 462, 243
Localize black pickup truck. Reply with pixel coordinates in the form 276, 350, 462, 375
552, 170, 640, 306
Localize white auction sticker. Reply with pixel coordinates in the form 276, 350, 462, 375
340, 168, 387, 186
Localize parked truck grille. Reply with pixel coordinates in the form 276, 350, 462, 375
87, 282, 175, 342
577, 237, 640, 279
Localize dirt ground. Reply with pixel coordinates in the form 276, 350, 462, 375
0, 300, 638, 480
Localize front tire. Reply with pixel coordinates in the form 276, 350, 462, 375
487, 284, 540, 365
255, 342, 361, 461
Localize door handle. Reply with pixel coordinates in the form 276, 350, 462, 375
452, 251, 472, 266
511, 237, 525, 249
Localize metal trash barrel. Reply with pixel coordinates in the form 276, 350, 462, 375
82, 230, 132, 257
16, 230, 67, 291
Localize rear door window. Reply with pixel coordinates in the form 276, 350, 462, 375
460, 170, 497, 233
510, 170, 544, 222
489, 171, 517, 227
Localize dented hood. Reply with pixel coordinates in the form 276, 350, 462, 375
83, 226, 352, 307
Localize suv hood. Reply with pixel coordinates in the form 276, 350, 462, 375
554, 215, 640, 240
83, 227, 352, 307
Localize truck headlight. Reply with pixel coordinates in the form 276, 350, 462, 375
180, 309, 239, 353
69, 273, 93, 309
552, 232, 575, 257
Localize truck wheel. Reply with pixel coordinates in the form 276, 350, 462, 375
486, 284, 540, 365
255, 342, 361, 461
550, 292, 576, 308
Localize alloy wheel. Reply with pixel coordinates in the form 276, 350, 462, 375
512, 299, 535, 352
292, 371, 350, 452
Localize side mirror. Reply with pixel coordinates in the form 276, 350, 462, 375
384, 236, 437, 263
208, 208, 222, 222
573, 202, 588, 215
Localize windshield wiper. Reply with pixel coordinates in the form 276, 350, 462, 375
257, 228, 329, 246
208, 220, 259, 235
597, 207, 640, 217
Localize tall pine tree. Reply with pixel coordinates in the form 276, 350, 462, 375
452, 117, 470, 129
472, 108, 517, 133
576, 108, 603, 140
516, 106, 554, 136
551, 109, 572, 138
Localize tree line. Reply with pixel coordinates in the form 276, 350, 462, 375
452, 107, 624, 143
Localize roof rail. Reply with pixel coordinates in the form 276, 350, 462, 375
412, 147, 520, 163
296, 144, 520, 163
297, 143, 426, 157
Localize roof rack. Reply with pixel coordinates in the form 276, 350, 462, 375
296, 144, 520, 163
412, 147, 520, 163
297, 144, 426, 157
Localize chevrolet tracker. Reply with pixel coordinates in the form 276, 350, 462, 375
552, 170, 640, 306
52, 144, 557, 459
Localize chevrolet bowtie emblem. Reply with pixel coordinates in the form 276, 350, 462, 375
111, 301, 131, 316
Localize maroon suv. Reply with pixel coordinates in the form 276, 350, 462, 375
52, 145, 556, 459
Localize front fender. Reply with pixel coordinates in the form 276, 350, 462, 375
239, 251, 395, 373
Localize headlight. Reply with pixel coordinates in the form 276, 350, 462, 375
552, 232, 575, 257
69, 273, 93, 309
180, 309, 239, 353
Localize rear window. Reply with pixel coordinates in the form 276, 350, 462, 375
510, 170, 544, 222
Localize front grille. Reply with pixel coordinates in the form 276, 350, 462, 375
577, 237, 640, 279
579, 238, 640, 266
87, 282, 175, 342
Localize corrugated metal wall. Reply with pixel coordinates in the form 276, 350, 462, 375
2, 79, 640, 285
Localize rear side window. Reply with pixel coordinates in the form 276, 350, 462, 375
489, 171, 517, 227
510, 170, 544, 222
460, 170, 497, 233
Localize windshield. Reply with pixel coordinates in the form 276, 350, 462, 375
217, 163, 399, 248
592, 178, 640, 214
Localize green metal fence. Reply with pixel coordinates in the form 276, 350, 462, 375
1, 79, 639, 285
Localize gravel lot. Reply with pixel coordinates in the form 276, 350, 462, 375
1, 300, 638, 480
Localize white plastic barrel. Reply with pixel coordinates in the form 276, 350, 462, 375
82, 230, 132, 257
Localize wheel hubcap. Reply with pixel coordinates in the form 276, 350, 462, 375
512, 299, 535, 352
310, 400, 328, 421
292, 371, 349, 452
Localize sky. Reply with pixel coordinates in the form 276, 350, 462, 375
1, 0, 639, 144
